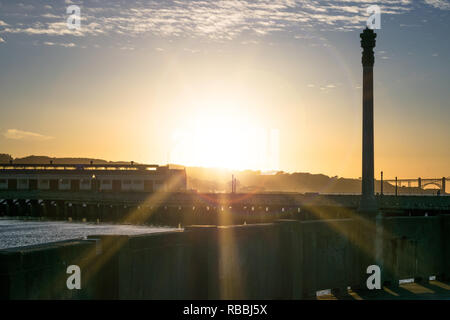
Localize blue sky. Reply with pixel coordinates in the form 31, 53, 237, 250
0, 0, 449, 178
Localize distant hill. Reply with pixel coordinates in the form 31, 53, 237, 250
0, 154, 13, 163
185, 167, 431, 195
0, 154, 131, 165
0, 154, 441, 195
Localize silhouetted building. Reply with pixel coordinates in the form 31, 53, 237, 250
0, 163, 186, 193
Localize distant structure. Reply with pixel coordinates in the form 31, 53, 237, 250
231, 175, 237, 193
383, 176, 447, 195
0, 163, 186, 193
358, 27, 378, 214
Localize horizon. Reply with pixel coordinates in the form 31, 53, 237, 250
2, 153, 449, 182
1, 0, 449, 179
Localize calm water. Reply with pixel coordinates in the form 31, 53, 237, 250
0, 218, 177, 250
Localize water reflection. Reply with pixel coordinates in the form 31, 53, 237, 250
0, 218, 176, 249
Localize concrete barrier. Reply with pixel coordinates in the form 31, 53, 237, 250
0, 239, 99, 299
442, 214, 450, 280
1, 213, 449, 299
382, 216, 446, 285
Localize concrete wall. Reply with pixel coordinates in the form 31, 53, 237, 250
17, 179, 29, 190
444, 215, 450, 275
103, 232, 195, 299
1, 214, 449, 299
186, 224, 285, 299
382, 216, 447, 285
297, 219, 361, 296
80, 179, 92, 191
59, 179, 71, 191
0, 239, 99, 299
38, 179, 50, 190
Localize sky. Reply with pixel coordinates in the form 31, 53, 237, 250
0, 0, 449, 179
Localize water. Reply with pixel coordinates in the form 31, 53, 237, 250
0, 218, 177, 250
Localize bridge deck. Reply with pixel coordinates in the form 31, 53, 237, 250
1, 191, 449, 211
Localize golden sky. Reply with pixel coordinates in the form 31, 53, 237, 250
1, 1, 449, 179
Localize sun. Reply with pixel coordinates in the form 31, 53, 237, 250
168, 100, 279, 172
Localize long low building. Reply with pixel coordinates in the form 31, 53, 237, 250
0, 163, 187, 193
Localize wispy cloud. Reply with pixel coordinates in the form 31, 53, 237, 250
424, 0, 450, 10
43, 41, 76, 47
307, 82, 339, 92
0, 0, 447, 42
119, 45, 135, 50
3, 21, 103, 37
3, 129, 54, 141
0, 0, 412, 41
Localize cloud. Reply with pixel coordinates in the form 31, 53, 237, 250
424, 0, 450, 10
3, 129, 54, 141
1, 0, 447, 42
183, 48, 200, 54
3, 21, 102, 37
43, 41, 76, 47
17, 3, 34, 11
119, 46, 135, 50
0, 0, 414, 41
41, 13, 60, 19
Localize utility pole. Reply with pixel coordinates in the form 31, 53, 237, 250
358, 27, 378, 214
395, 177, 398, 196
381, 171, 383, 196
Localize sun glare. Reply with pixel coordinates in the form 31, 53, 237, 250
168, 100, 279, 172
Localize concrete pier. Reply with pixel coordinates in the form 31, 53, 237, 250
1, 216, 449, 299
